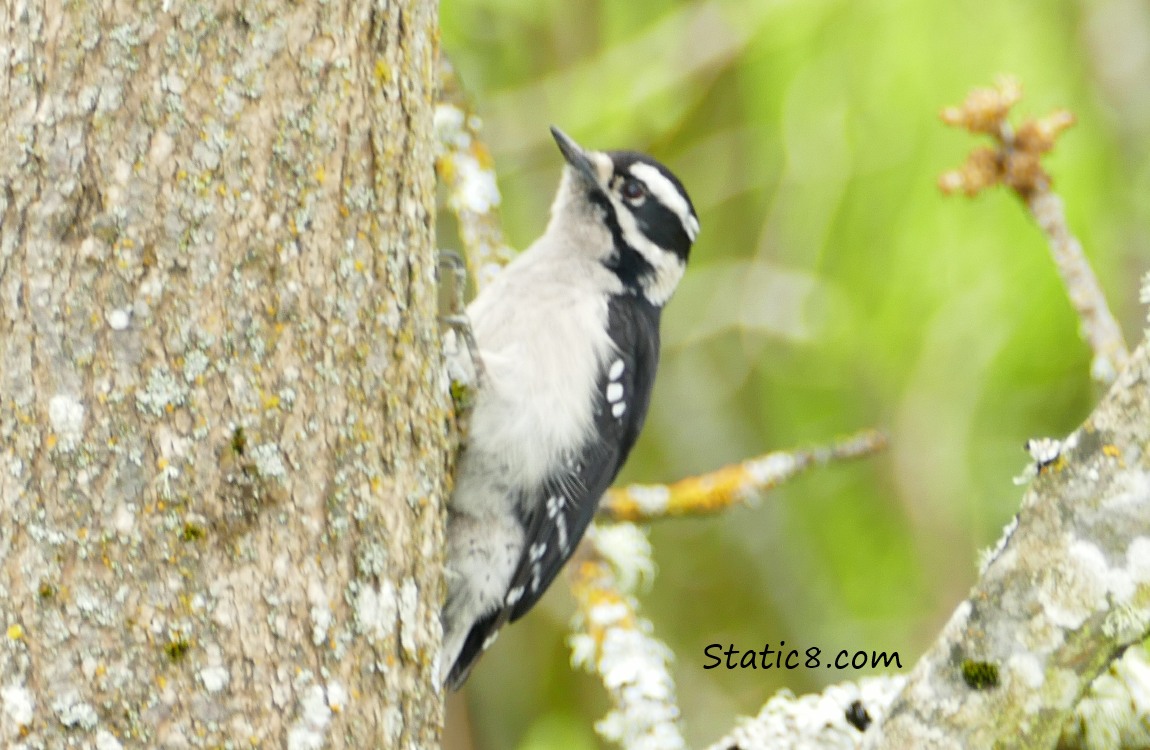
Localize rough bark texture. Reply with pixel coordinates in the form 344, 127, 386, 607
0, 0, 447, 747
700, 338, 1150, 750
864, 336, 1150, 749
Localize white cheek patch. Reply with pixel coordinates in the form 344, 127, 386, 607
628, 162, 698, 242
608, 191, 687, 305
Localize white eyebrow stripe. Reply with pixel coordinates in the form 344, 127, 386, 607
628, 162, 698, 242
601, 180, 687, 305
686, 215, 700, 241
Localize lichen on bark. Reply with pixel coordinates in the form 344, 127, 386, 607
0, 0, 448, 747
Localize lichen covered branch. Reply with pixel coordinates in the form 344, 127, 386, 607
703, 675, 906, 750
702, 647, 1150, 750
434, 59, 517, 291
863, 337, 1150, 749
569, 525, 685, 750
600, 429, 887, 522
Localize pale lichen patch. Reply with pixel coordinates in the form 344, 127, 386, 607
382, 704, 403, 747
625, 484, 671, 516
593, 624, 683, 750
1101, 603, 1150, 642
251, 443, 287, 480
356, 542, 388, 577
1066, 648, 1150, 749
52, 691, 98, 729
353, 580, 397, 644
182, 349, 210, 383
135, 367, 188, 416
199, 665, 229, 693
744, 452, 800, 488
308, 575, 333, 647
1039, 540, 1111, 630
106, 308, 131, 330
704, 676, 906, 750
1, 683, 34, 726
326, 681, 348, 714
398, 577, 419, 658
1123, 536, 1150, 585
1103, 471, 1150, 513
286, 684, 332, 750
47, 394, 85, 450
95, 729, 124, 750
589, 524, 656, 593
1007, 653, 1045, 690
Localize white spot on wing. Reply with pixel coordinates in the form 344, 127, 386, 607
556, 512, 569, 551
547, 495, 571, 549
612, 402, 627, 418
482, 631, 500, 651
505, 586, 525, 606
606, 382, 624, 403
609, 359, 625, 381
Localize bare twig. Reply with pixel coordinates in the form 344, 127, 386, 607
939, 76, 1129, 384
601, 429, 888, 523
1028, 189, 1129, 383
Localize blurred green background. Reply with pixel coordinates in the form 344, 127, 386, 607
439, 0, 1150, 747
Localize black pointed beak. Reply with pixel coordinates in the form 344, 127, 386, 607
550, 126, 600, 185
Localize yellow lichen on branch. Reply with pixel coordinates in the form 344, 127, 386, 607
569, 557, 637, 649
568, 525, 685, 749
601, 429, 888, 522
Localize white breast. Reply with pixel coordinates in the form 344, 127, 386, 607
454, 237, 619, 515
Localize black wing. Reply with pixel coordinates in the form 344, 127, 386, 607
445, 296, 662, 688
509, 295, 662, 620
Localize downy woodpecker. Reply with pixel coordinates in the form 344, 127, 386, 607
441, 126, 699, 688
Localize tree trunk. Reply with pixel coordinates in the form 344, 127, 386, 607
0, 0, 447, 747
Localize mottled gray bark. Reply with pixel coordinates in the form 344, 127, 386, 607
865, 335, 1150, 748
0, 0, 448, 747
703, 336, 1150, 750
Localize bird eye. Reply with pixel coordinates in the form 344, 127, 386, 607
621, 179, 647, 202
